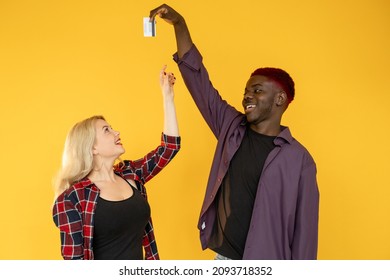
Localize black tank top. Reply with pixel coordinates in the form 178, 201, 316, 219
92, 184, 150, 260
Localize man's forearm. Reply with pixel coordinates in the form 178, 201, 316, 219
174, 18, 193, 59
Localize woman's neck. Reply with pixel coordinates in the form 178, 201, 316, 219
88, 162, 116, 183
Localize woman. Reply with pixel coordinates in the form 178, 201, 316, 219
52, 66, 180, 260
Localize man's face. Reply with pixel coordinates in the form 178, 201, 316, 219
242, 75, 281, 126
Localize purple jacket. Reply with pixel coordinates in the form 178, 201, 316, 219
174, 45, 319, 259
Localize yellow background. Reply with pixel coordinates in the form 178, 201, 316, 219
0, 0, 389, 260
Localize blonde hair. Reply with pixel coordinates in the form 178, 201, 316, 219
54, 115, 105, 197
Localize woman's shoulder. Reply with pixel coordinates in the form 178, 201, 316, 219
114, 160, 134, 173
62, 177, 96, 198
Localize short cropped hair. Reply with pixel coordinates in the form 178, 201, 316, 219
250, 68, 295, 104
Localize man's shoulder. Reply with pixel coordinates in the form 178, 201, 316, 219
288, 137, 316, 166
280, 127, 311, 151
279, 128, 316, 163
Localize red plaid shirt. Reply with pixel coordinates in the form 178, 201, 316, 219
52, 133, 180, 260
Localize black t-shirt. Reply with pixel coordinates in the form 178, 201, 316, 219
92, 184, 150, 260
209, 127, 276, 259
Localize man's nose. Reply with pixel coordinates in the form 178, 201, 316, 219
244, 92, 254, 100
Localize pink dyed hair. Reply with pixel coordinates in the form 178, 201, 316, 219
250, 68, 295, 104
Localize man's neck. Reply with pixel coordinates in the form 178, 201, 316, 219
249, 122, 281, 136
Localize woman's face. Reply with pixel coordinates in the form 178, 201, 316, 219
93, 119, 125, 160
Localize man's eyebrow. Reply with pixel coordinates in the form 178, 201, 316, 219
245, 83, 263, 89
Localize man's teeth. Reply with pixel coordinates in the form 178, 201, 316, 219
246, 105, 256, 109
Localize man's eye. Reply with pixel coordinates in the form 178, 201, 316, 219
254, 89, 262, 93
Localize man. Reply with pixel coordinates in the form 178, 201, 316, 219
150, 4, 319, 260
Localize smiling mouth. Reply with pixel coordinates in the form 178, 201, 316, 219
244, 104, 256, 112
115, 139, 122, 145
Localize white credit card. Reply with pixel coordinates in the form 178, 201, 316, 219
143, 17, 156, 37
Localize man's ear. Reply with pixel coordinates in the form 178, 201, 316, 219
276, 91, 288, 107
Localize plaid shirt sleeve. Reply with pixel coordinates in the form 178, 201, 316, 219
119, 133, 181, 184
52, 190, 84, 260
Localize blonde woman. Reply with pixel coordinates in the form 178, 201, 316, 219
52, 66, 180, 260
